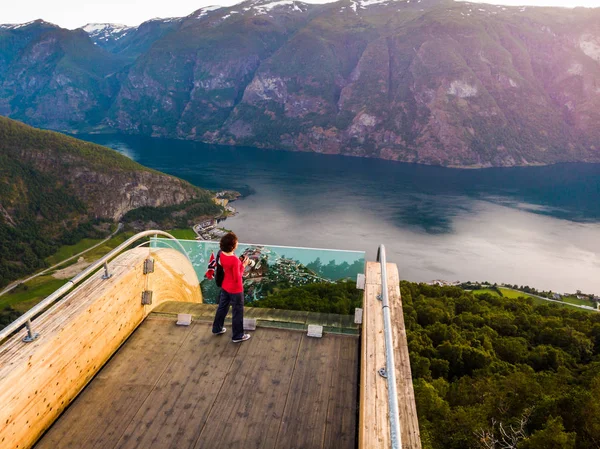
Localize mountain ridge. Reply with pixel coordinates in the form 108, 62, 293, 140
1, 0, 600, 167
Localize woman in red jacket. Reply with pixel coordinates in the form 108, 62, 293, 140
212, 232, 251, 342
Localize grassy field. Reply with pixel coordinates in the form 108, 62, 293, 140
166, 229, 197, 240
562, 295, 596, 307
45, 238, 105, 266
81, 232, 135, 261
0, 276, 69, 312
471, 288, 502, 297
44, 229, 194, 270
497, 288, 536, 299
470, 287, 597, 312
0, 232, 135, 312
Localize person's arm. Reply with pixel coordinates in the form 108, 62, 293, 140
228, 255, 245, 286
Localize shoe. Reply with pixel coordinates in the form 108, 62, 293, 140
232, 334, 251, 343
213, 327, 226, 335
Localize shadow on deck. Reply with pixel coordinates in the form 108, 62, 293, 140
34, 313, 359, 449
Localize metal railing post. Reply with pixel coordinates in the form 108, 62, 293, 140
102, 261, 112, 280
377, 244, 402, 449
22, 319, 39, 343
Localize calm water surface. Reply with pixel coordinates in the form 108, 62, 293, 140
83, 134, 600, 294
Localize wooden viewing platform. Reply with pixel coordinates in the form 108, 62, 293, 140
34, 316, 359, 449
0, 242, 421, 449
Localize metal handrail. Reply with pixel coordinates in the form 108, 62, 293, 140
0, 230, 189, 343
377, 245, 402, 449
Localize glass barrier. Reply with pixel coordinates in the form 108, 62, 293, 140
150, 238, 365, 305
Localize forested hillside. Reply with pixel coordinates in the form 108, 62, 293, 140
403, 282, 600, 449
0, 117, 220, 287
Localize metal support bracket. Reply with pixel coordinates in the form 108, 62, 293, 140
176, 313, 192, 326
376, 294, 382, 301
101, 262, 112, 280
22, 319, 39, 343
378, 367, 387, 378
141, 290, 153, 305
354, 308, 363, 325
356, 273, 365, 290
307, 324, 323, 338
143, 258, 155, 275
243, 318, 257, 331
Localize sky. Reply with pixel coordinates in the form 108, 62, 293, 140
1, 0, 599, 29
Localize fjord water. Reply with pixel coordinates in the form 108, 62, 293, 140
84, 134, 600, 294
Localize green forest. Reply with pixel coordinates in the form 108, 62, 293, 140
402, 282, 600, 449
0, 153, 111, 287
256, 281, 362, 315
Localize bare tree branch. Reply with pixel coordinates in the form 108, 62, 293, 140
475, 409, 532, 449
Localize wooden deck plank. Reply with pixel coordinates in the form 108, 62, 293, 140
387, 265, 422, 449
33, 321, 358, 449
323, 335, 359, 449
1, 248, 202, 449
194, 328, 303, 448
34, 319, 192, 449
361, 280, 390, 449
275, 335, 342, 449
116, 323, 239, 449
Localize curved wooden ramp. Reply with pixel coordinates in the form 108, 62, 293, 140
0, 248, 202, 449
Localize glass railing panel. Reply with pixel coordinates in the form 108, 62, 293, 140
150, 238, 365, 309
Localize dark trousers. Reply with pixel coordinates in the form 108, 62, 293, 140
212, 289, 244, 340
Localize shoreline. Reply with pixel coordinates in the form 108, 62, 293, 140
193, 190, 240, 240
74, 132, 600, 171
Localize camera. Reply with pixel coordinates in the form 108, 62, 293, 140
240, 255, 256, 268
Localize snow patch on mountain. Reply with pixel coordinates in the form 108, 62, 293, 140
579, 34, 600, 62
251, 0, 308, 15
83, 23, 129, 33
447, 80, 478, 98
82, 23, 133, 43
196, 5, 224, 19
0, 20, 54, 30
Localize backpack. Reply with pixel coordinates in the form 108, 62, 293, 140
215, 251, 225, 288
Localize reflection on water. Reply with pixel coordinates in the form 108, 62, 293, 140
83, 134, 600, 294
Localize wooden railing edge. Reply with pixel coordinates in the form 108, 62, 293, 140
359, 260, 422, 449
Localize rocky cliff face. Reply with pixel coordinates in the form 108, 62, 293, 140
0, 116, 210, 223
17, 149, 201, 220
1, 0, 600, 167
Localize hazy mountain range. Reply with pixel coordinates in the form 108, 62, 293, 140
1, 0, 600, 167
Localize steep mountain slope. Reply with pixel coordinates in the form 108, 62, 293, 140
0, 116, 219, 286
81, 19, 180, 61
107, 2, 315, 136
0, 20, 127, 129
2, 0, 600, 167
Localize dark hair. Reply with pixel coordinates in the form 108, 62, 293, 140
220, 232, 238, 253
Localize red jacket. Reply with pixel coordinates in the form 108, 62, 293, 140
220, 253, 245, 294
